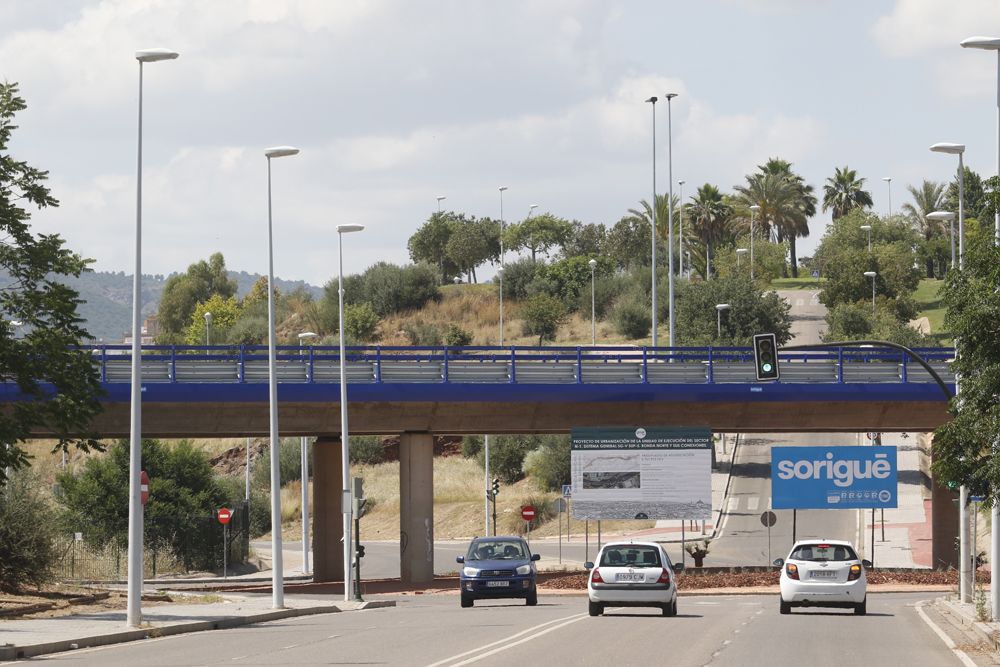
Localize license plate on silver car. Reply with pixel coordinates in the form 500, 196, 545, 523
811, 570, 836, 579
486, 580, 509, 587
616, 573, 644, 582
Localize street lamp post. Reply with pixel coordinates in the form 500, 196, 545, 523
127, 46, 178, 629
863, 271, 877, 316
665, 92, 678, 349
204, 311, 212, 346
498, 186, 507, 347
528, 204, 538, 218
749, 205, 761, 281
860, 225, 872, 252
589, 258, 597, 345
928, 211, 958, 270
298, 331, 319, 576
436, 195, 446, 211
715, 303, 730, 339
736, 248, 748, 268
645, 96, 658, 347
882, 177, 892, 218
264, 145, 299, 609
678, 180, 686, 278
336, 224, 364, 602
930, 143, 966, 270
961, 35, 1000, 615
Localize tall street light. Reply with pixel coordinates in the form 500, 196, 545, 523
645, 96, 658, 347
749, 205, 761, 281
336, 223, 364, 601
528, 204, 538, 218
860, 224, 872, 252
665, 92, 678, 349
863, 271, 877, 316
736, 248, 748, 268
930, 142, 966, 269
498, 186, 508, 346
882, 177, 892, 218
436, 195, 446, 211
589, 258, 598, 345
264, 145, 299, 609
678, 180, 686, 278
127, 46, 178, 629
928, 211, 958, 270
961, 35, 1000, 614
204, 311, 212, 346
715, 303, 730, 339
298, 331, 319, 576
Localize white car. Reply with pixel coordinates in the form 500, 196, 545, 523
584, 541, 683, 617
774, 539, 871, 615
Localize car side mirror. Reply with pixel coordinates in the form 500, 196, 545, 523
862, 559, 872, 569
673, 563, 684, 572
584, 561, 594, 570
531, 553, 540, 561
773, 558, 784, 567
456, 556, 464, 564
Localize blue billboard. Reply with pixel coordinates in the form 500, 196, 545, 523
771, 446, 897, 509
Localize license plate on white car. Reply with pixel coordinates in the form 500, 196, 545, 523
616, 573, 644, 582
811, 570, 836, 579
486, 580, 509, 587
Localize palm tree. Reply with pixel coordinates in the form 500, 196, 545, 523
686, 184, 733, 280
901, 180, 946, 277
822, 166, 874, 220
734, 158, 815, 277
624, 192, 680, 270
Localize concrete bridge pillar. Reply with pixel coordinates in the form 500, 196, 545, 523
932, 476, 960, 570
312, 436, 344, 583
400, 432, 434, 583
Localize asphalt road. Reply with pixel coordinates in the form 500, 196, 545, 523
37, 593, 967, 666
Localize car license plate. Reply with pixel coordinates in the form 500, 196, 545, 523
616, 573, 644, 582
486, 580, 509, 587
811, 570, 836, 579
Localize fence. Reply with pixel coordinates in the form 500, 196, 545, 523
53, 500, 251, 582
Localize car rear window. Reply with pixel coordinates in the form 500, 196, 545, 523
467, 540, 528, 560
790, 544, 858, 562
599, 545, 662, 567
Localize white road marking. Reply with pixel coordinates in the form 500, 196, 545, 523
914, 600, 978, 667
747, 497, 760, 512
727, 497, 739, 512
424, 613, 587, 667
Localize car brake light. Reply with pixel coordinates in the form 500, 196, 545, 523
786, 563, 799, 580
591, 568, 604, 584
657, 568, 671, 585
848, 564, 862, 581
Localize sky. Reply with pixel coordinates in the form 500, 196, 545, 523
2, 0, 1000, 287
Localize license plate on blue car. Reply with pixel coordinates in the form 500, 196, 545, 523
486, 580, 509, 587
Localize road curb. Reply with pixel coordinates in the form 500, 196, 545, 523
935, 596, 1000, 651
0, 600, 395, 661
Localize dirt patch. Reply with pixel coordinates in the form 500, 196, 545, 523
0, 585, 194, 620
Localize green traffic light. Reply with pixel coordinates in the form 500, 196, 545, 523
763, 363, 772, 372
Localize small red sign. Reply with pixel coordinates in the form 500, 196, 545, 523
217, 508, 232, 525
140, 470, 150, 506
521, 505, 536, 522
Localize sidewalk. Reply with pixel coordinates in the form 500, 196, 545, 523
0, 592, 393, 662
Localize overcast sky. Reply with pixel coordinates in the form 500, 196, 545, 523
3, 0, 1000, 287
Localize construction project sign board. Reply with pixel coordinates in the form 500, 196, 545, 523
570, 427, 712, 520
771, 446, 897, 510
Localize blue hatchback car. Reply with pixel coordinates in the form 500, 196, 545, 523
456, 536, 540, 607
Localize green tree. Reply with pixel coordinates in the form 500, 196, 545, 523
157, 252, 237, 341
674, 274, 793, 346
521, 293, 567, 345
521, 436, 571, 491
822, 166, 874, 220
901, 180, 946, 278
561, 221, 606, 259
610, 290, 651, 339
605, 215, 651, 270
185, 294, 241, 345
686, 184, 733, 280
0, 82, 103, 480
0, 470, 58, 591
504, 212, 573, 262
446, 217, 497, 283
344, 302, 380, 342
823, 301, 933, 348
944, 167, 986, 222
408, 211, 460, 280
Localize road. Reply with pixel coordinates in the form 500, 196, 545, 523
36, 593, 970, 666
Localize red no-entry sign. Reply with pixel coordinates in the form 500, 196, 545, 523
521, 505, 536, 522
140, 470, 149, 506
217, 508, 232, 525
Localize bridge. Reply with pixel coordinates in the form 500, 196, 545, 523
13, 343, 955, 584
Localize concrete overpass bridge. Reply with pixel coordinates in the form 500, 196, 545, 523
10, 344, 956, 584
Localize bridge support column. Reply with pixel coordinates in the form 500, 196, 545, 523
932, 476, 960, 570
400, 432, 434, 583
313, 436, 344, 583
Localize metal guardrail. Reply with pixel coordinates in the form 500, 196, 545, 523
85, 345, 956, 386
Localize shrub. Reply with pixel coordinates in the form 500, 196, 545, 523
462, 435, 483, 458
611, 292, 651, 339
473, 435, 543, 484
500, 257, 541, 301
499, 494, 556, 536
576, 272, 632, 319
344, 302, 380, 342
444, 324, 473, 347
522, 435, 571, 491
404, 319, 443, 346
350, 436, 386, 465
357, 262, 440, 317
0, 470, 57, 591
521, 293, 568, 345
252, 438, 303, 488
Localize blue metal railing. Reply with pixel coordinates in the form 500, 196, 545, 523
82, 344, 956, 386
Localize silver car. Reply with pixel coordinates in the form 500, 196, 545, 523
584, 541, 684, 617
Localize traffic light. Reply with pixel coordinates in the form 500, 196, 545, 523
492, 477, 500, 498
356, 544, 366, 559
753, 333, 780, 381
